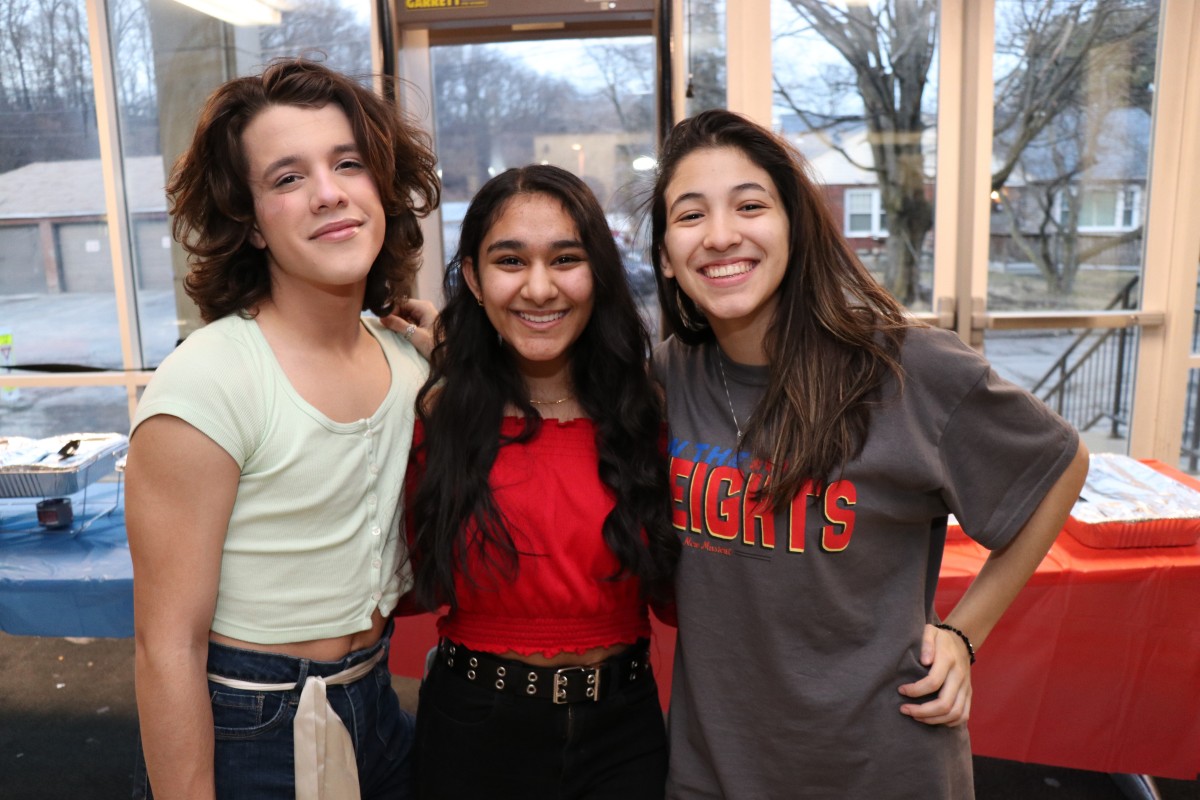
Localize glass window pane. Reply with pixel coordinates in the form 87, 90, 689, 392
1, 0, 375, 434
771, 0, 939, 312
848, 215, 873, 234
989, 0, 1159, 312
1183, 265, 1200, 474
984, 326, 1134, 456
0, 0, 119, 372
846, 191, 872, 214
115, 0, 373, 363
1182, 368, 1200, 475
0, 386, 134, 439
684, 0, 726, 116
431, 36, 659, 331
1121, 188, 1137, 227
1078, 189, 1118, 229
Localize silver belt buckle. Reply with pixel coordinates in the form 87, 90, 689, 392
552, 665, 603, 704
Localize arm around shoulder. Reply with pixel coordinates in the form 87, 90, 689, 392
126, 415, 240, 799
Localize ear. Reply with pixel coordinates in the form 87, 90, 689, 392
658, 247, 676, 279
461, 258, 483, 303
249, 224, 266, 250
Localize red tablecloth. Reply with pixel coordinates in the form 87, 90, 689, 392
391, 460, 1200, 780
933, 460, 1200, 780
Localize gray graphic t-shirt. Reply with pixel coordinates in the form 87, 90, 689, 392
653, 326, 1079, 800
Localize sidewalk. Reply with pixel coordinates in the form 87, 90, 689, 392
2, 632, 1196, 799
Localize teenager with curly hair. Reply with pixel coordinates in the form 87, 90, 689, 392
126, 59, 438, 799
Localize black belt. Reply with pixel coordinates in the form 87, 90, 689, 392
437, 638, 651, 704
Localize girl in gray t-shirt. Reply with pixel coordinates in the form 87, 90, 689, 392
645, 109, 1088, 799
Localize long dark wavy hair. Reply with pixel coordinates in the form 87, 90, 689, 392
649, 109, 913, 509
167, 58, 439, 323
412, 165, 679, 609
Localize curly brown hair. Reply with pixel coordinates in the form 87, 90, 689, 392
167, 58, 440, 323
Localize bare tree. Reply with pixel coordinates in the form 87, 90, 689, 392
683, 0, 726, 114
775, 0, 937, 305
258, 0, 371, 76
991, 0, 1155, 297
433, 45, 583, 199
774, 0, 1155, 304
587, 41, 655, 133
0, 0, 97, 172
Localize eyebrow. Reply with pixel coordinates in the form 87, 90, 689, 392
485, 238, 585, 254
259, 142, 359, 181
668, 182, 772, 214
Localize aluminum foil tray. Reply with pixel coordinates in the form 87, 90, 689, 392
1065, 454, 1200, 548
0, 433, 129, 498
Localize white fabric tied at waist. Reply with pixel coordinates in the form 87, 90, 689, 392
207, 647, 386, 800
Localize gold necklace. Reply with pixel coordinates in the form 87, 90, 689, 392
529, 394, 574, 406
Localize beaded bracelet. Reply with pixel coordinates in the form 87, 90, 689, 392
935, 623, 976, 665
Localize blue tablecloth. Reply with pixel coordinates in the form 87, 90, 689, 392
0, 480, 132, 637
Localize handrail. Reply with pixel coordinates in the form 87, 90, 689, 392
1026, 276, 1142, 397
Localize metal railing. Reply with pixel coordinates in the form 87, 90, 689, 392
1029, 276, 1140, 439
1180, 307, 1200, 472
1025, 275, 1200, 472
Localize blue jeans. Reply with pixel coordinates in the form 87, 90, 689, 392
415, 646, 668, 799
134, 631, 414, 799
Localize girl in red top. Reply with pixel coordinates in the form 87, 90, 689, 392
405, 165, 679, 798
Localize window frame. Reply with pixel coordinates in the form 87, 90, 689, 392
843, 188, 889, 238
747, 0, 1200, 464
1054, 184, 1143, 233
9, 0, 1200, 468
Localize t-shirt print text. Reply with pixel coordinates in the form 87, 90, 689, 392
668, 438, 856, 557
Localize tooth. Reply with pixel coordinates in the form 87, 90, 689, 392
706, 262, 753, 278
519, 311, 564, 323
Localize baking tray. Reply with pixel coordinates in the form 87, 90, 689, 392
0, 433, 129, 498
1065, 454, 1200, 548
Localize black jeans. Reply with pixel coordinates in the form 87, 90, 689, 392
414, 649, 668, 799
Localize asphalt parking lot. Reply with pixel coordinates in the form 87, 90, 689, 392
1, 631, 1195, 800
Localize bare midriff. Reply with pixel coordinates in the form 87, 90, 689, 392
209, 609, 389, 663
493, 641, 631, 668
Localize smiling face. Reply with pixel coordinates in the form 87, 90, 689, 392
659, 146, 791, 358
242, 103, 385, 302
462, 193, 595, 381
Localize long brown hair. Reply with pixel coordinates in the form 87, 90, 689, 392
168, 58, 439, 323
649, 109, 913, 508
